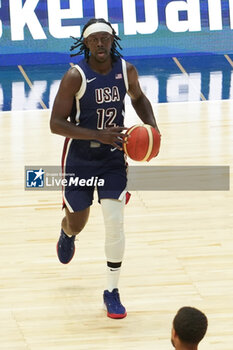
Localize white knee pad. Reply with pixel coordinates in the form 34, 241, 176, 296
100, 198, 125, 263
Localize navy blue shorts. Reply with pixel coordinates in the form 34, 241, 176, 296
62, 139, 128, 212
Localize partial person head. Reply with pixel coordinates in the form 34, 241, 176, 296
171, 307, 208, 349
70, 18, 122, 62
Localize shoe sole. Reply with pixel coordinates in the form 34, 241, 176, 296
107, 311, 127, 319
56, 242, 75, 264
103, 303, 127, 319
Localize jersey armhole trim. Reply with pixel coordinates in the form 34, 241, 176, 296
73, 64, 87, 99
121, 59, 129, 92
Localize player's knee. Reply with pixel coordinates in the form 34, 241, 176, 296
101, 199, 124, 221
105, 213, 124, 242
105, 212, 123, 229
101, 198, 124, 237
64, 207, 89, 235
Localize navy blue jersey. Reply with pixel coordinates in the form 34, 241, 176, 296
73, 57, 128, 130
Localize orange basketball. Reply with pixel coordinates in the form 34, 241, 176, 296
123, 124, 161, 162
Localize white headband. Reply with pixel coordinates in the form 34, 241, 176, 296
83, 23, 113, 38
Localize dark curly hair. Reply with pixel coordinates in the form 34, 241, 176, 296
70, 18, 123, 61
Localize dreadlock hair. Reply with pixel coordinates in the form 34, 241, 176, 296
70, 18, 123, 61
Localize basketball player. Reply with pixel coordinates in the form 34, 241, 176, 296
50, 18, 160, 319
171, 307, 208, 349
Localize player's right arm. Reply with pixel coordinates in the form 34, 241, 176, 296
50, 68, 126, 149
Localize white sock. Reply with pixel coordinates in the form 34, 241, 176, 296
106, 266, 121, 292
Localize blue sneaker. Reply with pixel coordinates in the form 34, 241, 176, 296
103, 288, 127, 319
57, 229, 75, 264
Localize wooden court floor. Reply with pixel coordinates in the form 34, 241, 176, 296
0, 100, 232, 349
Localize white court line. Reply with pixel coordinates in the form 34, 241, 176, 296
172, 57, 206, 101
224, 54, 233, 68
17, 65, 48, 110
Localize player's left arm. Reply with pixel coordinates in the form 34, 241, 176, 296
126, 62, 160, 134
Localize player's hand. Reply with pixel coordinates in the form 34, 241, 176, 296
155, 126, 161, 136
96, 126, 128, 150
149, 124, 161, 136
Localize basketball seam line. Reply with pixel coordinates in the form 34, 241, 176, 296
142, 125, 153, 161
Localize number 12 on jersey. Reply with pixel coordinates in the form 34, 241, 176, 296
97, 108, 117, 129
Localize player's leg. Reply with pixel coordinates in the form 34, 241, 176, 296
57, 206, 90, 264
100, 197, 127, 319
62, 206, 90, 236
58, 137, 94, 264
